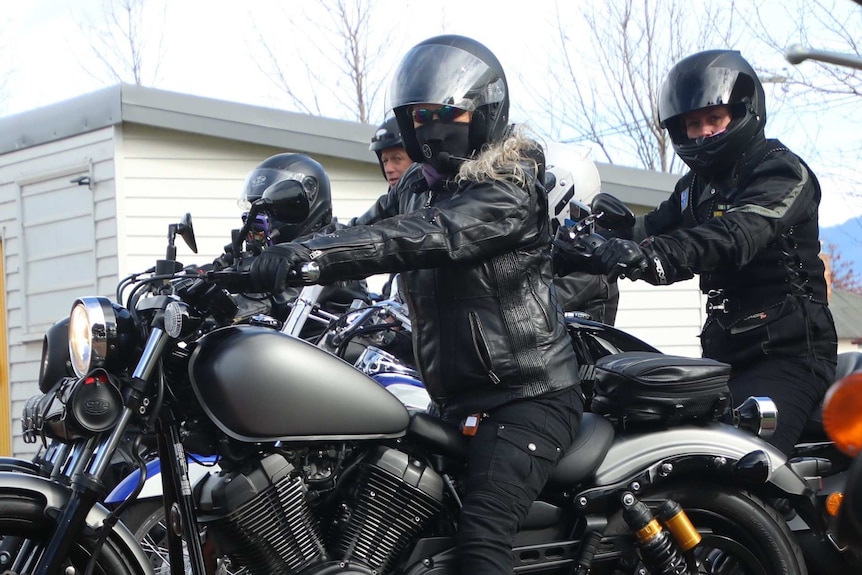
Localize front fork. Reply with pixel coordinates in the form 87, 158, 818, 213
33, 327, 170, 575
155, 414, 209, 575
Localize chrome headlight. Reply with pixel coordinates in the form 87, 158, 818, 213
68, 297, 134, 377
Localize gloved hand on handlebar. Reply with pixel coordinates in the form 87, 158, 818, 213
552, 225, 608, 277
250, 242, 313, 292
594, 238, 651, 282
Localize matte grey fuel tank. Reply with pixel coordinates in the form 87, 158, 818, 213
188, 326, 410, 442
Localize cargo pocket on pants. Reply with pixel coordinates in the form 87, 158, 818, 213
488, 423, 563, 498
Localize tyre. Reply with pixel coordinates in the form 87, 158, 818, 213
599, 485, 807, 574
121, 499, 246, 575
0, 492, 147, 575
121, 500, 176, 575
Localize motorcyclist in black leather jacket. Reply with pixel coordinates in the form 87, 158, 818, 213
252, 35, 583, 575
586, 50, 837, 456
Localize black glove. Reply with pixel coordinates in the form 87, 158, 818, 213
593, 238, 648, 282
552, 225, 609, 277
250, 243, 313, 292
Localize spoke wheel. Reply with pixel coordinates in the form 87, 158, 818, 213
121, 499, 247, 575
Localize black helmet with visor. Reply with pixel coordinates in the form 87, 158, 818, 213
238, 153, 332, 243
387, 35, 509, 168
658, 50, 766, 176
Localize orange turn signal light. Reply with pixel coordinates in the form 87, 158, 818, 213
825, 492, 844, 517
822, 372, 862, 457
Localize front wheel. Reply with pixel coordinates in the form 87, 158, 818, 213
121, 499, 246, 575
600, 486, 807, 574
0, 492, 147, 575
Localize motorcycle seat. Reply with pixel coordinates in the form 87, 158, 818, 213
548, 413, 615, 486
407, 411, 615, 487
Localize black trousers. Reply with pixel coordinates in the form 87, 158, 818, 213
728, 356, 833, 456
702, 298, 837, 455
456, 386, 583, 574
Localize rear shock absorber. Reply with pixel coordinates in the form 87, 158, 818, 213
620, 492, 688, 575
657, 499, 702, 572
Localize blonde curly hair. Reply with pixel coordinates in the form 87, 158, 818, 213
457, 124, 543, 187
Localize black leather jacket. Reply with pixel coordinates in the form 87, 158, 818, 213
636, 138, 828, 306
635, 137, 836, 365
554, 274, 619, 325
301, 161, 579, 418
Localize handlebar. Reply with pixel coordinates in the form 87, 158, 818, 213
207, 260, 321, 293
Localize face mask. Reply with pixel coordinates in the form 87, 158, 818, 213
414, 123, 471, 174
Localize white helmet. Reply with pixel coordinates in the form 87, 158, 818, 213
543, 142, 601, 230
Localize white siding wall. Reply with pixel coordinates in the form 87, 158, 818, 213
115, 124, 385, 275
0, 128, 117, 457
614, 278, 707, 358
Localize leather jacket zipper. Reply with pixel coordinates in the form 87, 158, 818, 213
468, 311, 501, 384
525, 271, 551, 329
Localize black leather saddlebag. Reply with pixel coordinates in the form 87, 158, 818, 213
591, 351, 732, 429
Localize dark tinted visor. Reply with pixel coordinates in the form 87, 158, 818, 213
659, 67, 741, 122
238, 169, 312, 209
387, 44, 505, 112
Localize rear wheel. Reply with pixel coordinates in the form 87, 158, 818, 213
598, 486, 807, 574
0, 492, 146, 575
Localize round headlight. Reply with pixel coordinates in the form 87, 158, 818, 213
69, 297, 118, 377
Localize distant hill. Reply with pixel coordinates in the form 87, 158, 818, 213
821, 218, 862, 273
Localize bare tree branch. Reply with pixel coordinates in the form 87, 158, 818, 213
532, 0, 742, 173
75, 0, 166, 86
252, 0, 404, 123
741, 0, 862, 207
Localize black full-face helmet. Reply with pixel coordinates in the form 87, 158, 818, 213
658, 50, 766, 176
369, 116, 403, 176
387, 34, 509, 168
238, 153, 332, 242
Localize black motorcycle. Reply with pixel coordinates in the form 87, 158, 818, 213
554, 192, 862, 573
0, 181, 816, 575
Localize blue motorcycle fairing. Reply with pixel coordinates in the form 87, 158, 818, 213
105, 454, 220, 505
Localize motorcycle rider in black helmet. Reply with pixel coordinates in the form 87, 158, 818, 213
238, 152, 334, 245
369, 116, 414, 189
238, 153, 369, 331
251, 34, 582, 574
590, 49, 837, 456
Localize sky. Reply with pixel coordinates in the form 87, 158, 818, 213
2, 0, 861, 231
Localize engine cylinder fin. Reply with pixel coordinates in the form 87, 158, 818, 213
210, 471, 326, 575
331, 448, 444, 574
